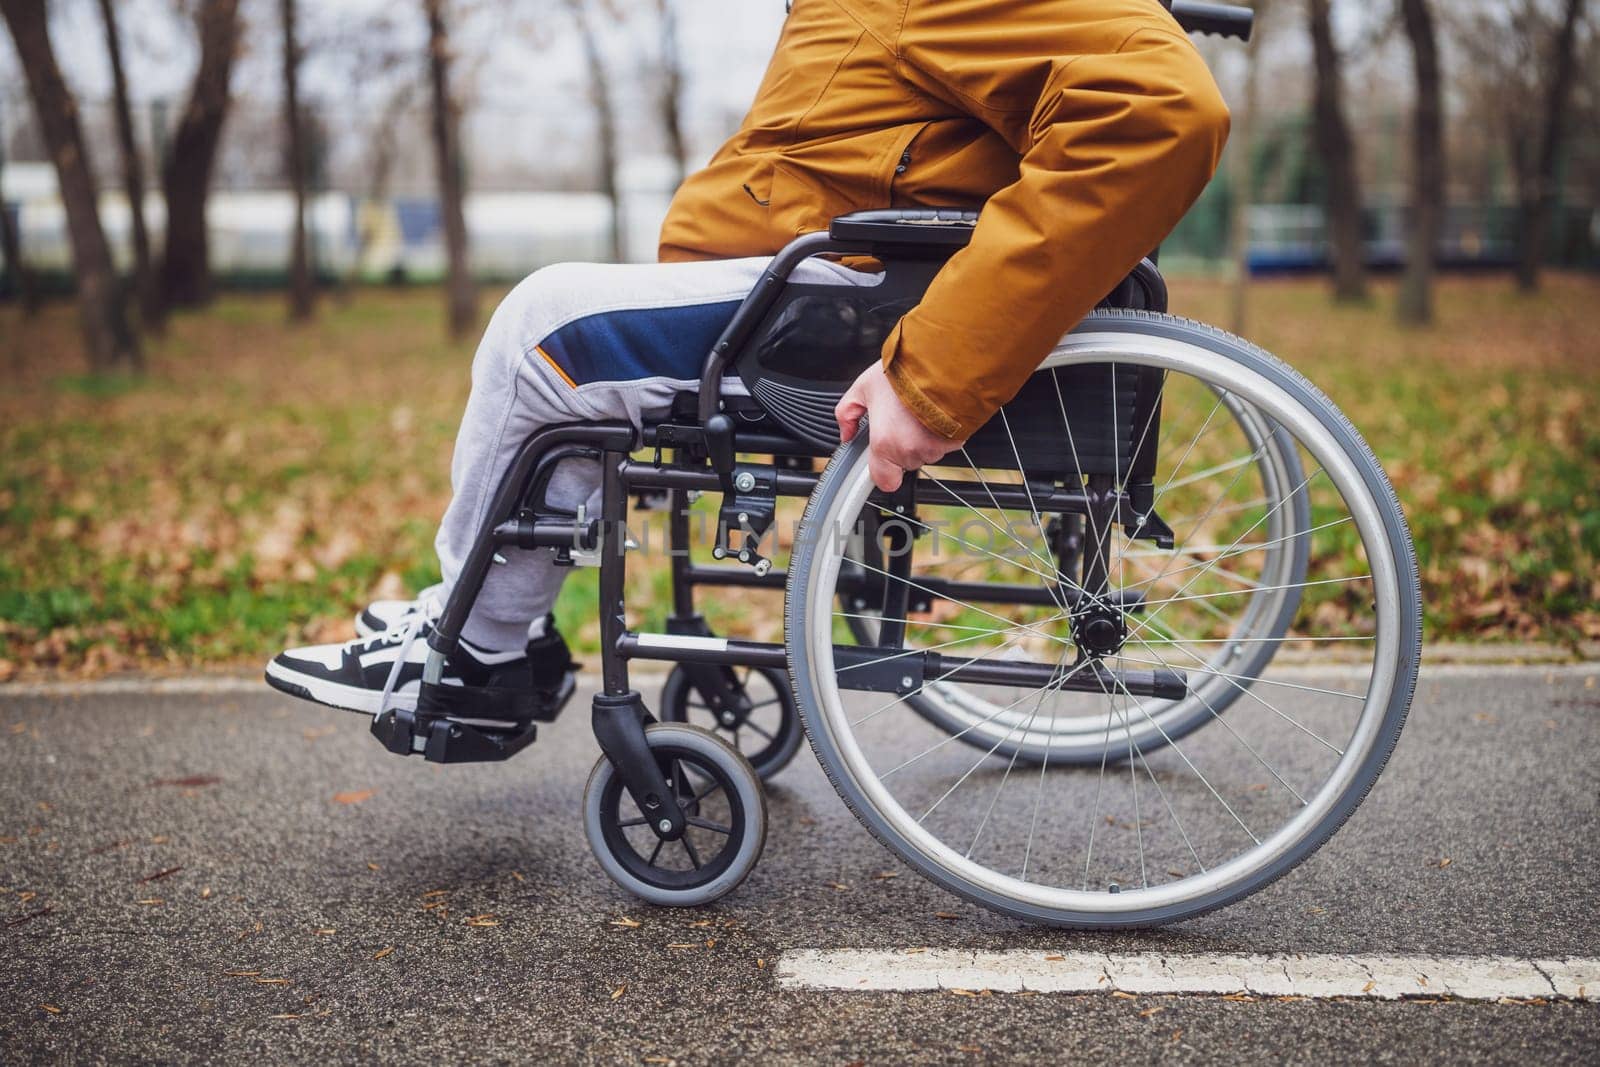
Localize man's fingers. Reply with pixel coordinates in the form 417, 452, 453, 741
867, 446, 903, 493
835, 392, 867, 444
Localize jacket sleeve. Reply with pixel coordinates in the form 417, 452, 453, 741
882, 6, 1231, 439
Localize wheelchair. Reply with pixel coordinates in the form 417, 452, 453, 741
368, 8, 1423, 929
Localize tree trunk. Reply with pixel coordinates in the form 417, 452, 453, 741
281, 0, 314, 320
1397, 0, 1443, 326
159, 0, 241, 309
424, 0, 476, 337
0, 98, 40, 315
1228, 0, 1270, 335
1307, 0, 1367, 302
654, 0, 688, 189
97, 0, 161, 333
1, 0, 140, 371
1516, 0, 1586, 291
569, 0, 624, 263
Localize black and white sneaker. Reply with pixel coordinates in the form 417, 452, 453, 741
266, 622, 522, 716
266, 616, 579, 721
353, 583, 444, 639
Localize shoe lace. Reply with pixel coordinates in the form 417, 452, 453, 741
374, 598, 443, 721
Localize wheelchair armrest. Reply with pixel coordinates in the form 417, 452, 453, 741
829, 208, 979, 250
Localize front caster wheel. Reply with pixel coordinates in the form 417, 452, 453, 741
583, 723, 767, 907
657, 665, 802, 781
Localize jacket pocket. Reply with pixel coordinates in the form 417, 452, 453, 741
884, 120, 934, 204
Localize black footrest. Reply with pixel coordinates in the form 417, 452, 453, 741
370, 708, 538, 764
418, 675, 576, 724
368, 675, 578, 764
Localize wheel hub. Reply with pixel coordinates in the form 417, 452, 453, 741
1071, 607, 1128, 658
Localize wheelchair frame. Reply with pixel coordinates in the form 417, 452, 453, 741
368, 210, 1184, 855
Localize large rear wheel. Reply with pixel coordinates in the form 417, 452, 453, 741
787, 311, 1420, 927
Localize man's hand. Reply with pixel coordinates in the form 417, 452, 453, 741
835, 361, 963, 492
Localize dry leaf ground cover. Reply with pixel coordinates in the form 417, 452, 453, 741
1, 274, 1596, 679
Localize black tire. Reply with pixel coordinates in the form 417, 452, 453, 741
657, 665, 803, 780
583, 723, 767, 907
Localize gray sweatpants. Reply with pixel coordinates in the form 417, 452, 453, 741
436, 255, 871, 651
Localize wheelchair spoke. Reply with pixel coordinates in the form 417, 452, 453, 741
880, 658, 1096, 780
681, 835, 703, 870
1153, 388, 1229, 505
1132, 573, 1372, 614
835, 614, 1068, 677
1104, 665, 1259, 847
923, 651, 1080, 828
849, 623, 1040, 728
842, 554, 1070, 647
686, 816, 732, 836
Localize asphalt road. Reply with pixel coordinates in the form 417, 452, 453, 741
2, 664, 1597, 1064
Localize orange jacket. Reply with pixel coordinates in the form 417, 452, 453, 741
659, 0, 1229, 439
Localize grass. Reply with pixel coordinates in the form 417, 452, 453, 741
1, 274, 1596, 679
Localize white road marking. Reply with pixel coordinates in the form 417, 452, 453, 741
777, 950, 1597, 1001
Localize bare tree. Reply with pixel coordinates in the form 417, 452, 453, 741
423, 0, 476, 336
281, 0, 314, 320
1308, 0, 1368, 302
0, 97, 39, 315
1516, 0, 1587, 290
96, 0, 160, 333
1398, 0, 1443, 325
568, 0, 624, 262
653, 0, 688, 188
160, 0, 241, 309
1, 0, 140, 370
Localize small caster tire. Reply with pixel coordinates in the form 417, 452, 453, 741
657, 665, 802, 781
583, 723, 767, 907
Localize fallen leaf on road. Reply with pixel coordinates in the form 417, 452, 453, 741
255, 978, 291, 986
40, 1004, 61, 1015
150, 776, 221, 789
366, 862, 380, 871
1112, 991, 1138, 1000
1140, 1006, 1164, 1017
825, 882, 849, 891
464, 915, 500, 928
269, 1013, 302, 1021
332, 790, 376, 805
138, 867, 183, 884
934, 912, 960, 921
372, 947, 394, 960
611, 985, 626, 1000
200, 887, 213, 900
135, 898, 164, 906
608, 917, 641, 928
315, 928, 336, 936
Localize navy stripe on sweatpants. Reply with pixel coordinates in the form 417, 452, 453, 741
536, 299, 746, 386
